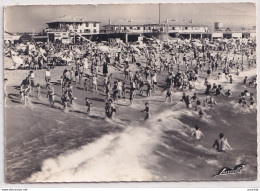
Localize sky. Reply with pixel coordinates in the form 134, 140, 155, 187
4, 3, 256, 33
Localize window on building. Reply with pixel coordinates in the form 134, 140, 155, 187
94, 29, 97, 33
172, 27, 175, 30
185, 27, 188, 30
93, 23, 96, 27
137, 27, 140, 30
84, 29, 90, 33
130, 27, 132, 29
86, 23, 89, 27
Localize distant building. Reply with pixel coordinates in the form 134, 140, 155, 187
45, 16, 101, 43
211, 24, 256, 40
103, 20, 209, 34
103, 20, 210, 41
4, 31, 21, 44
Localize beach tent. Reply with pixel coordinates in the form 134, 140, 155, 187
9, 55, 24, 69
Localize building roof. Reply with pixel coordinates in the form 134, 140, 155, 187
103, 19, 158, 27
215, 26, 256, 33
103, 19, 208, 27
4, 31, 14, 36
46, 16, 101, 24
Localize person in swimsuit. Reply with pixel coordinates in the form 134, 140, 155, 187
206, 97, 217, 107
249, 93, 255, 106
141, 102, 150, 120
85, 98, 92, 114
46, 83, 55, 106
191, 125, 204, 140
185, 95, 192, 109
35, 83, 41, 99
212, 133, 232, 152
225, 90, 232, 97
165, 86, 173, 103
195, 100, 204, 118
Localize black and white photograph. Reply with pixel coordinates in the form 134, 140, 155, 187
3, 2, 257, 183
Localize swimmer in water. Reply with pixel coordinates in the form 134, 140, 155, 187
191, 125, 204, 140
185, 95, 192, 109
191, 92, 198, 102
205, 97, 217, 107
212, 133, 232, 152
249, 93, 255, 106
225, 90, 232, 97
195, 100, 204, 118
165, 86, 173, 103
141, 102, 150, 120
85, 98, 92, 114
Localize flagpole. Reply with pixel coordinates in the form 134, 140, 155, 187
159, 3, 160, 25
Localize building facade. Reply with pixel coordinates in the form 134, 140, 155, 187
45, 16, 100, 43
103, 23, 209, 34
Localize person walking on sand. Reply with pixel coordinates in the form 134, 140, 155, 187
45, 68, 51, 86
92, 74, 98, 94
35, 83, 41, 99
191, 125, 204, 140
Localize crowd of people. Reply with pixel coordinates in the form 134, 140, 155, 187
4, 35, 257, 152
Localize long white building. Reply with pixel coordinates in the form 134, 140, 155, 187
103, 20, 209, 34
